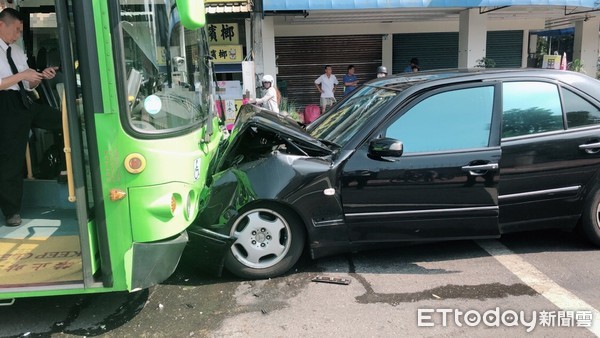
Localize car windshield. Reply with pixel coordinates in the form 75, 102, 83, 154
308, 85, 399, 146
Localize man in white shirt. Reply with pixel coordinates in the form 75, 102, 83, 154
314, 65, 338, 114
0, 8, 61, 227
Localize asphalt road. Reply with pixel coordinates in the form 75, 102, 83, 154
1, 229, 599, 337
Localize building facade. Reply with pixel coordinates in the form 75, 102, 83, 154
249, 1, 600, 110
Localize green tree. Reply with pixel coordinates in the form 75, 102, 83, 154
502, 107, 562, 137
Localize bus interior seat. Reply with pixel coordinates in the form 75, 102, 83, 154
36, 47, 47, 70
30, 48, 65, 179
33, 47, 57, 109
34, 48, 64, 109
46, 48, 64, 104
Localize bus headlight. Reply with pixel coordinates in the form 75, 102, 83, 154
171, 193, 183, 216
171, 194, 177, 215
185, 190, 196, 220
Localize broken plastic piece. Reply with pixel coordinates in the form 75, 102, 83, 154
311, 276, 350, 285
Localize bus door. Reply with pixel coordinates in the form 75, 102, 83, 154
0, 0, 96, 293
1, 0, 215, 300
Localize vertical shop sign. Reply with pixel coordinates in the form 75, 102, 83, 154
207, 23, 239, 45
208, 22, 242, 63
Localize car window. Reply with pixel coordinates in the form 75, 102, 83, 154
563, 89, 600, 128
502, 82, 563, 138
385, 86, 494, 153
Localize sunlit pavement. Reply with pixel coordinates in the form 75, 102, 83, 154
1, 229, 599, 337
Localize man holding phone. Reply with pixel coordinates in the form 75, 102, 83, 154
0, 8, 62, 227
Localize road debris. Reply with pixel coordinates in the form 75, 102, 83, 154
311, 276, 351, 285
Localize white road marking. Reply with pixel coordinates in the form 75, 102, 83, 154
476, 239, 600, 337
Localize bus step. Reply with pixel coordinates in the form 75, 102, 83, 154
22, 178, 75, 209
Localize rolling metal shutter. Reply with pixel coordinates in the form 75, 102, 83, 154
393, 30, 523, 71
393, 32, 459, 73
275, 35, 382, 111
487, 30, 523, 68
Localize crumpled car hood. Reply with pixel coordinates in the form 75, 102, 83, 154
231, 105, 333, 154
211, 104, 334, 175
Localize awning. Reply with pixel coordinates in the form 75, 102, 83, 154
531, 27, 575, 36
205, 0, 251, 14
264, 0, 600, 11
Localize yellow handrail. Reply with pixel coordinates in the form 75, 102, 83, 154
61, 89, 76, 202
25, 143, 34, 179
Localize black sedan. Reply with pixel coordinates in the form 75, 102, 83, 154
190, 68, 600, 279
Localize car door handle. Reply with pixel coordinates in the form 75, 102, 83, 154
461, 163, 499, 172
579, 142, 600, 152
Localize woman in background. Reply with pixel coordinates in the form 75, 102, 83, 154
251, 74, 280, 113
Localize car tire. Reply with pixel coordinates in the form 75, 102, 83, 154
582, 188, 600, 246
224, 204, 305, 279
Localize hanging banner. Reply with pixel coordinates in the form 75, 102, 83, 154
560, 52, 567, 70
215, 99, 243, 125
242, 61, 256, 99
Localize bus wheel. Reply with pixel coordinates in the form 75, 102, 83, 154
224, 205, 305, 279
582, 188, 600, 247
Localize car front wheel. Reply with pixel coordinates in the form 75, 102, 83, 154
582, 188, 600, 246
224, 205, 305, 279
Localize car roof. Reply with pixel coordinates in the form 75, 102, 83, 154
366, 68, 600, 95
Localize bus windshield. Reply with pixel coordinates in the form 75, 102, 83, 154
119, 0, 210, 133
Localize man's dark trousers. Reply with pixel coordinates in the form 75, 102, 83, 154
0, 90, 61, 217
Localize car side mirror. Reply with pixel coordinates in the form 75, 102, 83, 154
368, 138, 404, 160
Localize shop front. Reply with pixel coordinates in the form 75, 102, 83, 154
205, 0, 252, 125
256, 0, 599, 113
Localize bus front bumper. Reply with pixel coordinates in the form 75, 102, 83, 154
186, 227, 235, 277
130, 231, 189, 290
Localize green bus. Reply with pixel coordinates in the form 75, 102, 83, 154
0, 0, 222, 302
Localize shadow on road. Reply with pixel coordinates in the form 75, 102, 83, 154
0, 289, 149, 337
170, 227, 598, 287
2, 228, 595, 337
